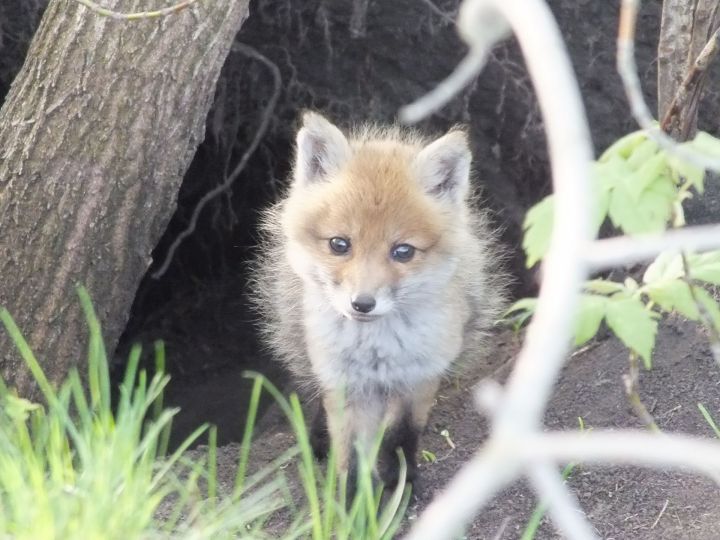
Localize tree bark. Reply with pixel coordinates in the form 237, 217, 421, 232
0, 0, 249, 396
658, 0, 720, 138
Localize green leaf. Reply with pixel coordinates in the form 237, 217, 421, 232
693, 287, 720, 331
590, 167, 612, 231
624, 152, 669, 201
608, 174, 675, 234
688, 131, 720, 158
4, 395, 41, 423
574, 295, 607, 346
503, 298, 537, 331
698, 403, 720, 439
646, 279, 700, 320
522, 196, 553, 268
667, 149, 705, 193
605, 295, 658, 367
583, 279, 627, 295
686, 251, 720, 285
626, 138, 660, 170
643, 251, 684, 284
504, 298, 538, 316
599, 130, 647, 161
594, 154, 631, 191
522, 174, 610, 268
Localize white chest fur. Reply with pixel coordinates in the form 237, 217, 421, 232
303, 293, 463, 396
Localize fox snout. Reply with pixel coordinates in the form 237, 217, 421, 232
331, 266, 394, 322
350, 293, 376, 314
340, 288, 387, 321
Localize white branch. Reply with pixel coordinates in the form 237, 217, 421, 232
402, 0, 720, 538
406, 0, 593, 531
527, 463, 598, 540
584, 224, 720, 270
527, 430, 720, 482
405, 446, 521, 540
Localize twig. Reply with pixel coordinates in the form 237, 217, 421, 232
405, 444, 523, 540
419, 0, 458, 25
399, 47, 491, 124
72, 0, 202, 20
151, 43, 281, 279
650, 499, 669, 529
349, 0, 370, 38
617, 0, 720, 171
655, 12, 720, 368
622, 352, 659, 431
399, 1, 510, 123
490, 516, 511, 540
660, 26, 720, 137
527, 430, 720, 479
584, 225, 720, 270
681, 253, 720, 365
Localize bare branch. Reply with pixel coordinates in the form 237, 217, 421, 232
529, 430, 720, 480
527, 463, 598, 540
72, 0, 203, 20
402, 1, 720, 538
151, 43, 281, 280
399, 1, 510, 123
617, 0, 720, 170
681, 253, 720, 366
406, 0, 594, 530
584, 224, 720, 270
623, 352, 659, 431
661, 26, 720, 137
404, 446, 521, 540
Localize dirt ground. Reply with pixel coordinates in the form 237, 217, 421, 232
179, 314, 720, 539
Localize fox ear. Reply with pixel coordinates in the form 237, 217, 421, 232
413, 130, 471, 203
294, 112, 351, 187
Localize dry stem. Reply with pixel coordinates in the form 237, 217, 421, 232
72, 0, 203, 19
151, 44, 281, 279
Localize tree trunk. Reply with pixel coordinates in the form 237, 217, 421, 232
658, 0, 720, 138
0, 0, 249, 396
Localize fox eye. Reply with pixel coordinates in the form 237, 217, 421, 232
329, 237, 351, 255
391, 243, 415, 262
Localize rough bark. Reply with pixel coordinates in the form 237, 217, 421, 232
0, 0, 249, 396
658, 0, 720, 138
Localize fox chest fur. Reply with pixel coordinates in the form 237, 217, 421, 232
302, 281, 466, 396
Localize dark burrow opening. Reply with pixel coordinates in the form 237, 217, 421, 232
7, 0, 718, 449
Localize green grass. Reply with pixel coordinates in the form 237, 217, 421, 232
698, 403, 720, 439
0, 287, 410, 539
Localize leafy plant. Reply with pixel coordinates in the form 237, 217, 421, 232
510, 130, 720, 368
0, 287, 409, 539
508, 130, 720, 429
0, 288, 289, 539
242, 372, 411, 540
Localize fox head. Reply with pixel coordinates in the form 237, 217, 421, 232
281, 112, 473, 322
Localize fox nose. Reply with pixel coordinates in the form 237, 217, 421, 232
351, 294, 376, 314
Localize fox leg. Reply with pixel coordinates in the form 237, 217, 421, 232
309, 402, 329, 459
321, 388, 387, 495
378, 378, 440, 488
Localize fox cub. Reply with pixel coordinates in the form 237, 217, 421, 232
252, 112, 504, 488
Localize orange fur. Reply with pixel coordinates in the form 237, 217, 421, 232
249, 113, 507, 485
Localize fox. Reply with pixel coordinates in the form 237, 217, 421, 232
251, 111, 505, 490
